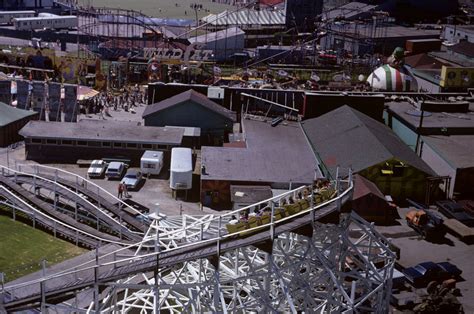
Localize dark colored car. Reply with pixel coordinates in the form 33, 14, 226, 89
436, 200, 474, 227
437, 262, 463, 278
403, 261, 462, 287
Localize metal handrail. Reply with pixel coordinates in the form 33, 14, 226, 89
17, 164, 148, 220
0, 186, 126, 246
0, 165, 137, 234
2, 172, 353, 294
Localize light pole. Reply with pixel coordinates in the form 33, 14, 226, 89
190, 3, 200, 38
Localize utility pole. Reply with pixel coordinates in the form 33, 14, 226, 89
190, 3, 200, 38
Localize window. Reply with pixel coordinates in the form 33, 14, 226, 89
77, 141, 87, 146
113, 142, 122, 148
31, 138, 42, 144
102, 142, 111, 147
142, 162, 155, 169
142, 143, 152, 149
88, 141, 101, 147
46, 139, 57, 145
156, 145, 167, 150
126, 143, 137, 148
62, 140, 74, 145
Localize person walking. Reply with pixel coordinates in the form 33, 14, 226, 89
118, 183, 124, 199
123, 183, 129, 198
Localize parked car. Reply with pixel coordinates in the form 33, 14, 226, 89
105, 162, 126, 180
121, 169, 142, 190
406, 209, 446, 239
403, 261, 461, 287
437, 262, 463, 278
436, 200, 474, 227
87, 160, 107, 178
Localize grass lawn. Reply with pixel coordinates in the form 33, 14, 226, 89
79, 0, 234, 19
0, 215, 87, 282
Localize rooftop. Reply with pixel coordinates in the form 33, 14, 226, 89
329, 23, 440, 39
353, 174, 386, 201
429, 51, 474, 67
143, 89, 236, 122
449, 41, 474, 59
201, 118, 321, 185
0, 102, 37, 127
19, 120, 184, 145
301, 105, 434, 177
421, 135, 474, 169
230, 185, 273, 204
189, 27, 245, 44
202, 9, 285, 26
386, 101, 474, 135
323, 2, 377, 20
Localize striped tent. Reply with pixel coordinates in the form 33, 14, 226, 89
367, 65, 418, 92
202, 9, 285, 26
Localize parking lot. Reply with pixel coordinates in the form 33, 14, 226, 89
0, 143, 216, 217
376, 207, 474, 312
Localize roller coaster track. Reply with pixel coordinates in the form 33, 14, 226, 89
15, 164, 149, 233
1, 174, 354, 312
0, 177, 127, 249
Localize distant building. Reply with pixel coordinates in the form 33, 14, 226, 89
302, 105, 435, 203
0, 102, 38, 147
303, 92, 385, 121
188, 27, 245, 62
1, 0, 54, 9
386, 99, 474, 150
201, 118, 323, 209
201, 9, 285, 47
442, 25, 474, 44
322, 2, 378, 21
143, 90, 236, 146
285, 0, 323, 31
418, 135, 474, 199
321, 23, 441, 56
19, 120, 184, 164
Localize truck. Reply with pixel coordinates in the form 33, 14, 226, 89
406, 208, 446, 240
140, 150, 164, 176
170, 148, 192, 190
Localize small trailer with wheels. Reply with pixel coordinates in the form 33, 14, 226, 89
140, 150, 164, 176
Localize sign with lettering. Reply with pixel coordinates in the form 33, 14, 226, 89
143, 44, 213, 63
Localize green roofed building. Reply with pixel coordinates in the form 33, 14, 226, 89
0, 102, 38, 147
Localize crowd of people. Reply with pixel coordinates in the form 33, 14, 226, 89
80, 85, 147, 118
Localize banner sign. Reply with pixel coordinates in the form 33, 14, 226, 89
48, 83, 62, 122
64, 84, 78, 122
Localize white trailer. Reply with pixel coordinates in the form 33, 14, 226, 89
13, 15, 78, 30
170, 148, 193, 190
0, 11, 35, 25
140, 150, 164, 176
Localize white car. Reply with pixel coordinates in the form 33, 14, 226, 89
87, 160, 107, 178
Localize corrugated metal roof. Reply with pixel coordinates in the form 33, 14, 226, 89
202, 9, 285, 26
